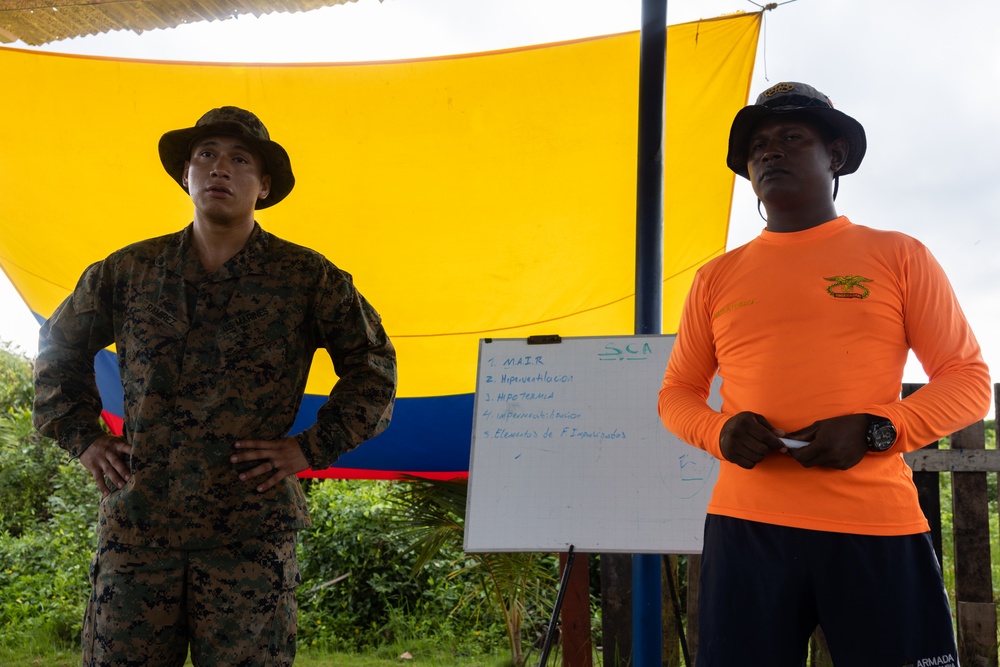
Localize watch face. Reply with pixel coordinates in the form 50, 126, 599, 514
868, 420, 896, 451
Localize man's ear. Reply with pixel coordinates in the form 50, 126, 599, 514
830, 137, 849, 174
258, 174, 272, 201
181, 161, 190, 189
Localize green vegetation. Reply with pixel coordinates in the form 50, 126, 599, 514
390, 477, 558, 666
0, 343, 98, 656
297, 477, 520, 655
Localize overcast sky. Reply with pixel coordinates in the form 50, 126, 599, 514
1, 0, 997, 415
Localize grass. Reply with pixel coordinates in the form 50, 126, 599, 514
0, 646, 518, 667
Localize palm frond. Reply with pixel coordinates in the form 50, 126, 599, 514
387, 477, 560, 666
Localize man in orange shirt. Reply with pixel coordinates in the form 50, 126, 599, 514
659, 82, 990, 666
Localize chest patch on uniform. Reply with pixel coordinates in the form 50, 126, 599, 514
824, 275, 873, 299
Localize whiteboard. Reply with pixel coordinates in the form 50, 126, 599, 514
464, 335, 721, 554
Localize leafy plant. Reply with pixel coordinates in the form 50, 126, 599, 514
0, 346, 74, 538
389, 477, 558, 667
0, 458, 97, 649
0, 409, 69, 537
297, 479, 503, 654
0, 343, 33, 416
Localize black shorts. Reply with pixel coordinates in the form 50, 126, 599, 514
696, 515, 958, 667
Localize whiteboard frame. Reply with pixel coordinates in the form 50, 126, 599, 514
464, 334, 721, 554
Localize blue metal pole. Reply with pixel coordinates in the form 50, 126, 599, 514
632, 0, 667, 664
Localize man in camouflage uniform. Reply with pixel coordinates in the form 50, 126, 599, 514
33, 106, 397, 665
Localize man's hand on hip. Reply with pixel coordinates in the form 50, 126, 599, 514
231, 437, 310, 493
79, 435, 133, 498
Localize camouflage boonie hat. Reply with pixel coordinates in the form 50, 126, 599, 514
726, 81, 867, 180
158, 106, 295, 209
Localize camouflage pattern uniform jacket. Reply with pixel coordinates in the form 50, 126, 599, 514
33, 223, 397, 550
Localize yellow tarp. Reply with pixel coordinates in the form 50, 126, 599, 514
0, 13, 760, 402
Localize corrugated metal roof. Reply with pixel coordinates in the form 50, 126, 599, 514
0, 0, 358, 45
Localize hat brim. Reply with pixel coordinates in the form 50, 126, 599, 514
726, 106, 867, 180
158, 121, 295, 209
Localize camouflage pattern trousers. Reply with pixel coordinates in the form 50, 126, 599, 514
83, 531, 299, 666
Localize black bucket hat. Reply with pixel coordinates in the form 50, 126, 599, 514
158, 106, 295, 209
727, 82, 866, 180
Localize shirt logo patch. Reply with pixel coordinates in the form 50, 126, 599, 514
824, 275, 873, 299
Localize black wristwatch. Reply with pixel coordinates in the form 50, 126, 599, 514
865, 415, 897, 452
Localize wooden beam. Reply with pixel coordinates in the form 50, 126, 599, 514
561, 552, 593, 667
903, 448, 1000, 472
956, 601, 998, 667
600, 554, 632, 667
686, 554, 701, 665
950, 421, 997, 667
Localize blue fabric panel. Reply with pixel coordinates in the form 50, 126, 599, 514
94, 348, 474, 473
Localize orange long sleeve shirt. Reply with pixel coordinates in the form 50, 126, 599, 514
659, 217, 991, 535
